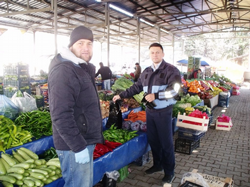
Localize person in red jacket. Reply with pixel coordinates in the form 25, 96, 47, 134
188, 68, 202, 79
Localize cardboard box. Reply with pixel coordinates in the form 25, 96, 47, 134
204, 95, 218, 109
191, 169, 234, 187
215, 119, 232, 131
177, 113, 209, 132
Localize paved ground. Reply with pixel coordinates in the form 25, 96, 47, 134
115, 86, 250, 187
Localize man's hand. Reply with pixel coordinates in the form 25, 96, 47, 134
145, 93, 155, 102
113, 95, 121, 102
75, 148, 89, 164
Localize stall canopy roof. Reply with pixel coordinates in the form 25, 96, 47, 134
177, 59, 210, 66
0, 0, 250, 46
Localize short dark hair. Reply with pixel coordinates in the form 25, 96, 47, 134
149, 43, 163, 52
135, 63, 139, 65
198, 68, 201, 71
99, 62, 103, 66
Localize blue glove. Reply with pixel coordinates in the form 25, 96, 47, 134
75, 148, 89, 164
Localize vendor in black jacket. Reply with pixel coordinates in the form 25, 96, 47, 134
113, 43, 181, 185
95, 62, 112, 90
48, 26, 104, 187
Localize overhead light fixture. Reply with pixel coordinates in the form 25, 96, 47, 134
109, 4, 134, 17
160, 28, 169, 34
140, 18, 154, 27
95, 0, 101, 2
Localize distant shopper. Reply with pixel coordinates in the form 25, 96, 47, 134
48, 26, 104, 187
188, 68, 202, 79
134, 62, 141, 82
95, 62, 112, 90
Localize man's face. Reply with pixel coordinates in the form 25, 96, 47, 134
70, 39, 93, 62
149, 46, 164, 64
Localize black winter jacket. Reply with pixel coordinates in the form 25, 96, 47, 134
48, 54, 104, 153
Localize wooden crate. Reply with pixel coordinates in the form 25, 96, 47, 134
177, 113, 209, 132
215, 119, 232, 131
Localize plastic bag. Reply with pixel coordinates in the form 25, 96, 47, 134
0, 95, 19, 120
181, 172, 209, 187
106, 100, 122, 129
12, 91, 37, 112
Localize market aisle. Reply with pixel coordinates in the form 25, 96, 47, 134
116, 87, 250, 187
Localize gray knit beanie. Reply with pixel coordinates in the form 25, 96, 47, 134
68, 26, 93, 47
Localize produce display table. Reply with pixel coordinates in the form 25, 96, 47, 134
1, 106, 148, 187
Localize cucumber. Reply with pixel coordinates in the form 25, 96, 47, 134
19, 147, 39, 160
1, 181, 14, 187
12, 150, 25, 163
8, 173, 23, 180
30, 163, 36, 168
29, 168, 48, 176
34, 159, 42, 166
46, 160, 60, 168
0, 175, 16, 184
15, 180, 23, 186
44, 178, 53, 184
50, 175, 59, 181
55, 168, 61, 175
26, 176, 43, 186
23, 178, 35, 187
1, 158, 10, 170
0, 158, 7, 174
23, 171, 30, 177
7, 167, 25, 174
16, 149, 32, 161
25, 159, 35, 164
47, 165, 57, 170
12, 162, 30, 169
40, 159, 46, 165
29, 172, 45, 180
1, 153, 16, 166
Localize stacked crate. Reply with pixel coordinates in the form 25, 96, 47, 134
3, 63, 31, 98
175, 113, 209, 155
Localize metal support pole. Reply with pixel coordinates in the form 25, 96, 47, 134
137, 18, 141, 64
54, 0, 58, 55
172, 35, 175, 65
158, 27, 161, 43
105, 3, 110, 67
33, 30, 36, 55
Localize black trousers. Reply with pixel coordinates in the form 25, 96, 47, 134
146, 106, 175, 175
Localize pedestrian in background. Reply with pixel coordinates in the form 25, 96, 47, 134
48, 26, 104, 187
188, 68, 202, 79
113, 43, 181, 185
134, 62, 141, 82
95, 62, 112, 90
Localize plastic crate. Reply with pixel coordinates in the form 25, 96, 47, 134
178, 131, 205, 141
175, 138, 200, 155
208, 115, 213, 126
218, 95, 229, 107
179, 181, 203, 187
117, 166, 129, 182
